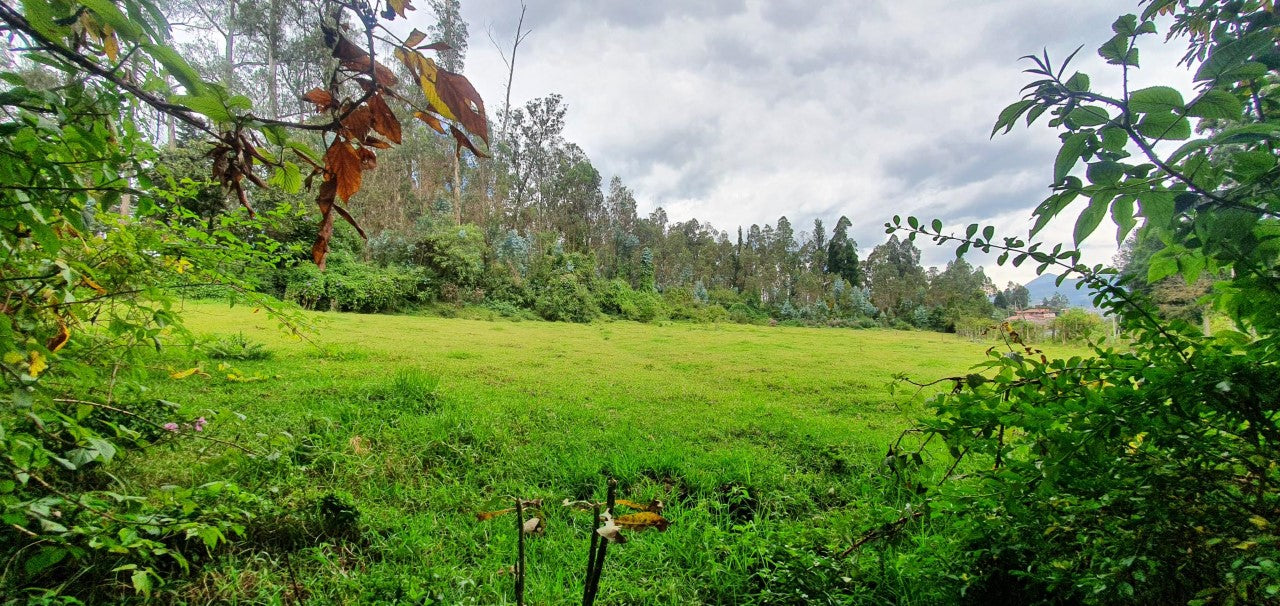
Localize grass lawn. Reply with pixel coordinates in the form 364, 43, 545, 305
134, 302, 1082, 604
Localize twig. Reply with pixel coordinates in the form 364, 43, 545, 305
515, 498, 526, 606
838, 511, 926, 558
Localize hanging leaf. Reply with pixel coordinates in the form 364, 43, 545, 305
394, 48, 456, 122
45, 320, 69, 352
386, 0, 415, 19
311, 180, 338, 268
331, 33, 398, 88
302, 88, 336, 111
356, 147, 377, 171
366, 93, 402, 144
404, 28, 429, 48
342, 105, 373, 140
413, 110, 445, 134
323, 139, 362, 202
451, 125, 488, 159
435, 68, 489, 146
614, 512, 671, 532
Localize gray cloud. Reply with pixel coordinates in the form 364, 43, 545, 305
458, 0, 1191, 284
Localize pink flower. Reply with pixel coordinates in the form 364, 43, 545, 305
194, 417, 207, 432
163, 423, 179, 432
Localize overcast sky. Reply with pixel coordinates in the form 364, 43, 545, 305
447, 0, 1195, 285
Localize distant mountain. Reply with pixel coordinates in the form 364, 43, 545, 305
1024, 274, 1096, 308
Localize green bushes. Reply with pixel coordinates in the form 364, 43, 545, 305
283, 255, 429, 313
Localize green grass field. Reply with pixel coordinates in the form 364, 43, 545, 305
135, 303, 1077, 604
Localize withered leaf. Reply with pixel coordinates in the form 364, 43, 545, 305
476, 508, 514, 521
386, 0, 415, 19
46, 320, 70, 352
403, 28, 429, 48
522, 517, 544, 535
436, 68, 489, 146
562, 499, 603, 511
596, 520, 628, 544
349, 435, 370, 455
420, 41, 452, 51
363, 137, 392, 149
342, 105, 373, 141
332, 34, 398, 87
312, 180, 338, 268
616, 499, 664, 514
356, 147, 377, 171
323, 139, 362, 202
451, 125, 489, 159
614, 511, 671, 532
414, 111, 445, 134
302, 88, 336, 110
366, 93, 402, 144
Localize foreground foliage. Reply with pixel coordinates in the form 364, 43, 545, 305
881, 2, 1280, 603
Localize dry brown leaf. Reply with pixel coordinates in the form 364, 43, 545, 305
311, 179, 338, 268
366, 93, 402, 145
46, 320, 70, 352
332, 34, 398, 87
349, 435, 370, 455
451, 125, 488, 159
356, 147, 377, 171
413, 111, 445, 134
436, 68, 489, 146
614, 511, 671, 532
522, 517, 544, 535
342, 105, 373, 141
302, 88, 335, 111
323, 139, 362, 202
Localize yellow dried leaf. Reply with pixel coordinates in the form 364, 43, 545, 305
614, 511, 671, 532
476, 508, 514, 521
170, 367, 199, 379
616, 499, 664, 513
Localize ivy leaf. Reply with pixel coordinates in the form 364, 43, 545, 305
1128, 86, 1184, 114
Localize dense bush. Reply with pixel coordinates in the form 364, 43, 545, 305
283, 254, 430, 313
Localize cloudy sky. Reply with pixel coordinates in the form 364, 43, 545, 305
447, 0, 1195, 285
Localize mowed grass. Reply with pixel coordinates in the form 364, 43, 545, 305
134, 303, 1076, 604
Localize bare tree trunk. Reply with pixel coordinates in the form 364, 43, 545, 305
453, 153, 462, 225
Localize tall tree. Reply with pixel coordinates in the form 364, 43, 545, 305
864, 234, 926, 319
826, 215, 861, 286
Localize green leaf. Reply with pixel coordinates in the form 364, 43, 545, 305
1194, 32, 1274, 82
1230, 150, 1276, 181
1135, 111, 1191, 140
1211, 123, 1280, 145
931, 219, 943, 233
1147, 251, 1178, 283
1178, 252, 1205, 284
1185, 89, 1243, 120
24, 547, 67, 575
132, 569, 153, 597
268, 162, 303, 194
1067, 106, 1109, 127
1074, 196, 1110, 245
1139, 191, 1175, 228
1100, 127, 1128, 152
1098, 34, 1139, 66
143, 44, 205, 96
170, 94, 232, 123
1064, 72, 1090, 92
992, 100, 1035, 137
1054, 132, 1089, 184
20, 0, 70, 40
1166, 139, 1211, 164
1129, 86, 1184, 114
1110, 195, 1136, 243
1112, 14, 1138, 36
1086, 161, 1125, 186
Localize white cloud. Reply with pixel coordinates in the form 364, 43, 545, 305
454, 0, 1197, 285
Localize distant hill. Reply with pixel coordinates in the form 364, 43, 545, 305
1024, 274, 1096, 308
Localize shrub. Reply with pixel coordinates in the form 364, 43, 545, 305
533, 274, 599, 323
202, 333, 272, 361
